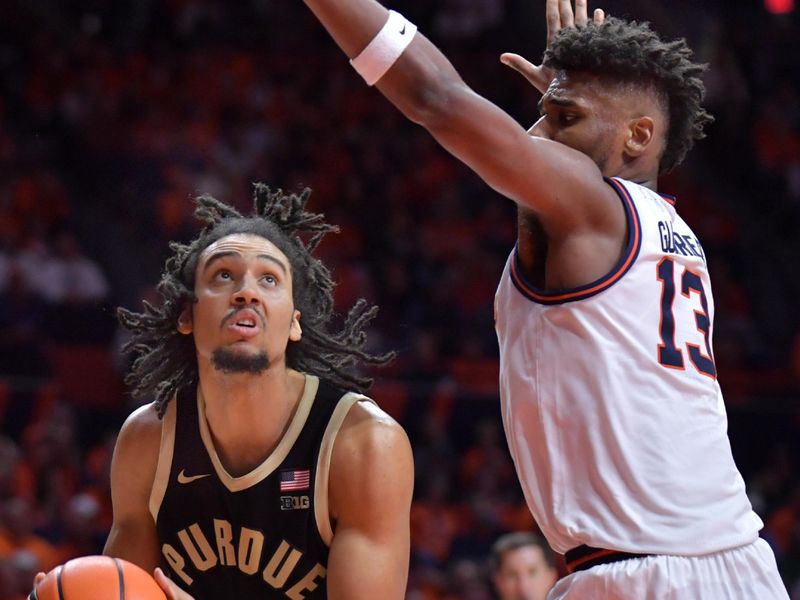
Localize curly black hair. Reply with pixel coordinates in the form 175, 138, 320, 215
544, 16, 714, 174
118, 184, 394, 417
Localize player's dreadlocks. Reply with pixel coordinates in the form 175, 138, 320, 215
544, 16, 714, 174
118, 184, 394, 417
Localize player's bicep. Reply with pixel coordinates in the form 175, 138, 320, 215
326, 523, 408, 599
424, 87, 557, 204
376, 33, 604, 226
418, 88, 622, 241
326, 409, 413, 599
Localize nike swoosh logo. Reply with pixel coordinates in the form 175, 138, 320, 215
177, 469, 211, 484
399, 24, 406, 35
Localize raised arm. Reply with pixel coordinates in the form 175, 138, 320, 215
103, 404, 163, 571
302, 0, 620, 240
326, 401, 413, 599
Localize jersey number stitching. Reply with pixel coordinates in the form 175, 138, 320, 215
656, 257, 716, 378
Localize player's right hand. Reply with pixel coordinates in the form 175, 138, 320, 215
500, 0, 605, 94
154, 568, 196, 600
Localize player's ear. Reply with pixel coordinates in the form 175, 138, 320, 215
177, 306, 193, 335
624, 116, 655, 158
289, 310, 302, 342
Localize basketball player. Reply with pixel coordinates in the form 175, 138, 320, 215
301, 0, 789, 597
101, 187, 413, 599
490, 532, 557, 600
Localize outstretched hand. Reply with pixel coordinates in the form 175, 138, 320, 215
500, 0, 605, 94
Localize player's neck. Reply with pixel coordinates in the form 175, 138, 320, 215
198, 366, 306, 476
633, 176, 658, 191
613, 163, 659, 191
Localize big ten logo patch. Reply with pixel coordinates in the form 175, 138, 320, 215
281, 495, 310, 511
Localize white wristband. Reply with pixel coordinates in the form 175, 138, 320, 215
350, 10, 418, 86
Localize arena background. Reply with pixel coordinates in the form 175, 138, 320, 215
0, 0, 798, 597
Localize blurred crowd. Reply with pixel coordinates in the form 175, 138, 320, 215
0, 0, 799, 598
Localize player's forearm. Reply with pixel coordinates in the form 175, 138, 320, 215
303, 0, 388, 59
303, 0, 465, 128
103, 523, 161, 573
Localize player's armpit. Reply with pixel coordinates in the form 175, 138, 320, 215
325, 402, 413, 599
103, 403, 164, 572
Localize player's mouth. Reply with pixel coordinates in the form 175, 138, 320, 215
224, 308, 264, 338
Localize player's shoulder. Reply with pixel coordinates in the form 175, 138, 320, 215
336, 394, 410, 460
122, 401, 163, 429
342, 393, 404, 430
116, 401, 164, 452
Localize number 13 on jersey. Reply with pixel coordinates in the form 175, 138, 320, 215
656, 257, 717, 378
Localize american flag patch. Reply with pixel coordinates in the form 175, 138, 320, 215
280, 469, 310, 491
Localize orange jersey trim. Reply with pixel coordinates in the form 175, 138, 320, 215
510, 177, 642, 304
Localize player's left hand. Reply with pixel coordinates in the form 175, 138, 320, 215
154, 568, 196, 600
500, 0, 605, 94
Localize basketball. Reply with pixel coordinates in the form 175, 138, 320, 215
30, 556, 167, 600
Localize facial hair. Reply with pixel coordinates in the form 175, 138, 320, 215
211, 347, 270, 374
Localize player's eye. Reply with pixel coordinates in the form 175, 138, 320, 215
559, 113, 578, 126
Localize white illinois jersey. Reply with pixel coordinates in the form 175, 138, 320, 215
494, 177, 763, 556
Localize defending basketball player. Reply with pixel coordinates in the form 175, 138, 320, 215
301, 0, 789, 597
100, 187, 413, 599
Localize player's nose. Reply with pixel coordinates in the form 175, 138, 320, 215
232, 272, 261, 305
528, 115, 551, 140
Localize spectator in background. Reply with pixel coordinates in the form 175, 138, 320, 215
50, 493, 106, 565
49, 231, 109, 306
45, 230, 113, 344
19, 406, 81, 528
0, 497, 59, 573
1, 549, 42, 600
0, 267, 49, 378
490, 532, 557, 600
13, 234, 61, 305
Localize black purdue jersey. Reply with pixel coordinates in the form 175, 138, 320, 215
149, 374, 366, 599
